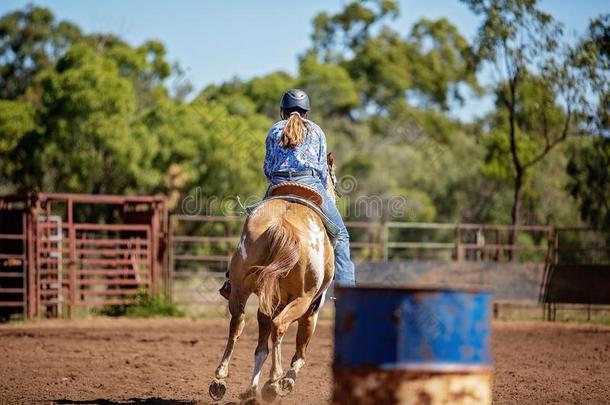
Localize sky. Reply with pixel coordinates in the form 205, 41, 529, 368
1, 0, 608, 120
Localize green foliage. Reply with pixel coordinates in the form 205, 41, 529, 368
0, 3, 606, 232
312, 0, 398, 59
311, 2, 479, 110
29, 44, 143, 193
97, 294, 185, 318
0, 5, 82, 99
408, 18, 480, 109
0, 99, 37, 191
460, 0, 586, 227
567, 136, 610, 230
198, 72, 296, 119
298, 53, 360, 118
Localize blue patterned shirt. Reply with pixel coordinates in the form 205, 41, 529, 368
263, 119, 328, 185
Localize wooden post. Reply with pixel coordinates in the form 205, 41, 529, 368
382, 222, 389, 262
553, 230, 559, 265
455, 225, 462, 261
225, 221, 232, 263
495, 229, 500, 261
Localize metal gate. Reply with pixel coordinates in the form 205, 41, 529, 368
0, 209, 27, 321
34, 220, 153, 317
0, 192, 168, 320
36, 215, 63, 317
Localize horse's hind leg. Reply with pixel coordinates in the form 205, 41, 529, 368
209, 292, 246, 401
240, 309, 272, 402
279, 310, 319, 395
261, 295, 313, 402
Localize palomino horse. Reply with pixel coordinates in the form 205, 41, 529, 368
209, 155, 338, 404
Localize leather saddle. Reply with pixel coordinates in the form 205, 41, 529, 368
268, 182, 323, 206
244, 182, 340, 245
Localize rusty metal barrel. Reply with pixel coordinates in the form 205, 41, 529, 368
333, 286, 492, 404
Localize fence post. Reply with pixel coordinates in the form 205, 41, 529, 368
553, 229, 559, 264
455, 224, 462, 261
495, 229, 500, 261
168, 216, 174, 301
27, 199, 35, 319
162, 201, 170, 300
151, 203, 159, 296
21, 213, 27, 319
382, 222, 389, 262
68, 198, 76, 320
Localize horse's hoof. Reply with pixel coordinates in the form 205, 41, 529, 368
240, 397, 260, 405
209, 378, 227, 401
239, 387, 257, 401
261, 381, 278, 403
277, 377, 295, 396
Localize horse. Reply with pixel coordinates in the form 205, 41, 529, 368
209, 154, 338, 404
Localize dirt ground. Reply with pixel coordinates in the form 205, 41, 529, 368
0, 318, 609, 405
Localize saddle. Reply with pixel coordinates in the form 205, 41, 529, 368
268, 182, 323, 206
244, 182, 340, 245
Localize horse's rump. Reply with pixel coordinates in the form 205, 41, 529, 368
244, 199, 332, 316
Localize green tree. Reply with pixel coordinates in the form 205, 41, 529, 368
18, 44, 156, 194
0, 6, 81, 99
569, 14, 609, 136
312, 0, 398, 62
567, 136, 610, 230
565, 15, 609, 230
462, 0, 582, 233
0, 99, 37, 192
198, 72, 296, 119
298, 53, 360, 118
311, 2, 478, 111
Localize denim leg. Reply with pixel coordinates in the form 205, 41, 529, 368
318, 192, 356, 287
267, 175, 356, 286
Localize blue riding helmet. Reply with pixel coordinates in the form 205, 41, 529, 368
280, 89, 310, 111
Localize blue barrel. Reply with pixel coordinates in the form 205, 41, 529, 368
333, 286, 492, 404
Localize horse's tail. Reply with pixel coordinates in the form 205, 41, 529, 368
257, 216, 300, 316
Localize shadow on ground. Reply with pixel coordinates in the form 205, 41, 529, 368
54, 398, 200, 405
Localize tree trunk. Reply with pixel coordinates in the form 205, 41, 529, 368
506, 75, 521, 261
509, 171, 523, 261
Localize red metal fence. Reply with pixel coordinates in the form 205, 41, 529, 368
0, 208, 27, 321
0, 193, 168, 320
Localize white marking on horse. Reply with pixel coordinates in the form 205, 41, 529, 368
239, 234, 247, 261
251, 350, 267, 387
307, 218, 325, 290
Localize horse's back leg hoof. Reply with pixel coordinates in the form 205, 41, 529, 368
209, 378, 227, 401
261, 381, 278, 403
240, 397, 260, 405
239, 386, 257, 401
277, 377, 295, 396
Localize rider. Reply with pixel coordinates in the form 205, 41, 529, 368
219, 89, 355, 299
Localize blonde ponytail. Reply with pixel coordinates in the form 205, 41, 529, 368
280, 112, 309, 149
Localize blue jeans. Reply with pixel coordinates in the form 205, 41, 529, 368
266, 174, 356, 287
